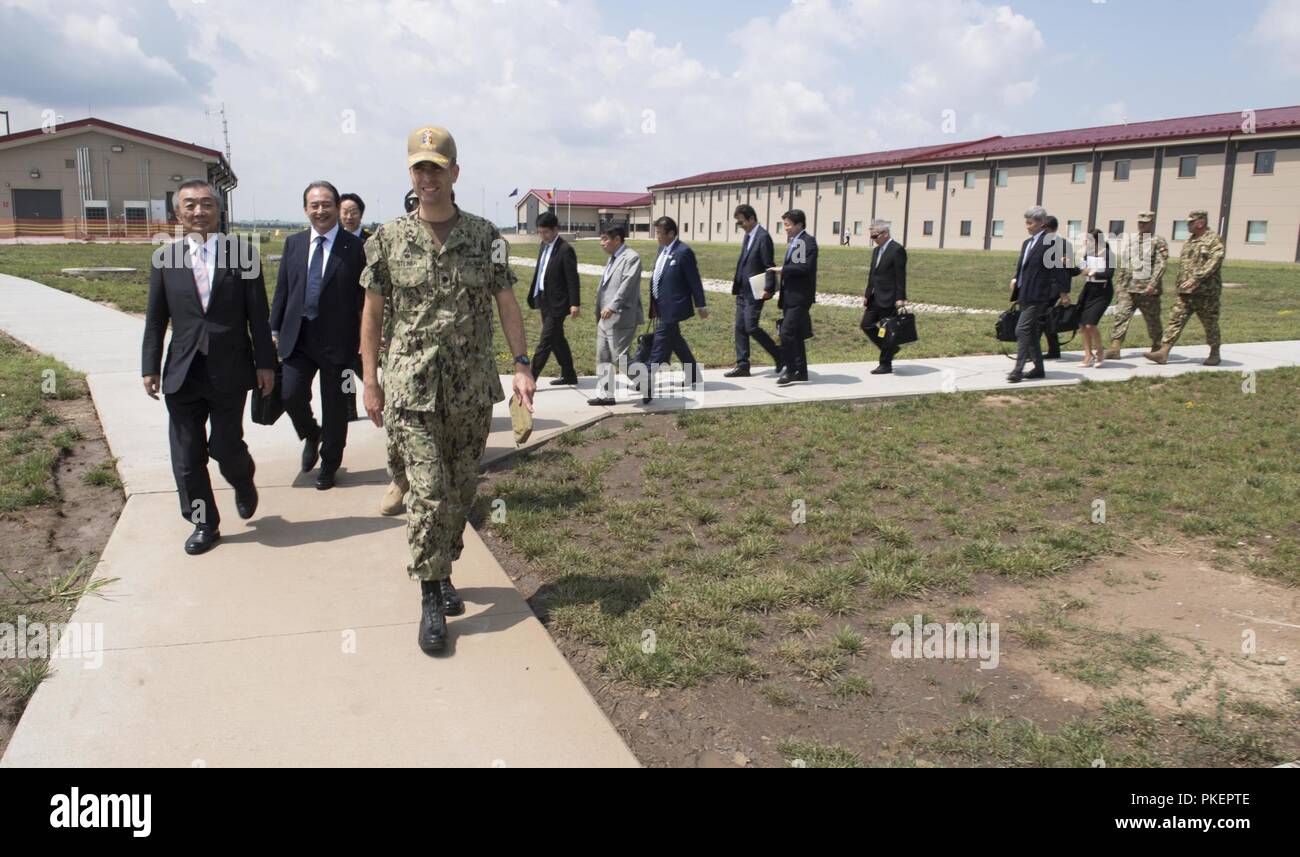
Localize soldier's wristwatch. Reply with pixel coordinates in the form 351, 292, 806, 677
513, 355, 531, 368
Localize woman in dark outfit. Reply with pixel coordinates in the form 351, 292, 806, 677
1078, 229, 1115, 367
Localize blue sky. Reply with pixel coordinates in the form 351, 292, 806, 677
2, 0, 1296, 222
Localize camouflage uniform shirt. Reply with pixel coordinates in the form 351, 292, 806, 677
1116, 232, 1169, 295
1177, 230, 1225, 296
361, 208, 515, 412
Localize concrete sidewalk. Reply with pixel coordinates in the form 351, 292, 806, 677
0, 272, 635, 768
2, 269, 1297, 767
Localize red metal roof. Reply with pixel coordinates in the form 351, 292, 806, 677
0, 117, 227, 161
526, 189, 652, 208
648, 140, 992, 189
914, 105, 1300, 162
649, 105, 1300, 188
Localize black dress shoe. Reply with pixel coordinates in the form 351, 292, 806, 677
315, 467, 337, 491
301, 430, 321, 473
588, 397, 617, 406
418, 580, 448, 654
870, 364, 893, 375
234, 481, 258, 520
1007, 372, 1024, 384
723, 366, 751, 378
1024, 368, 1047, 380
777, 374, 802, 387
549, 376, 577, 386
441, 577, 465, 617
184, 527, 221, 555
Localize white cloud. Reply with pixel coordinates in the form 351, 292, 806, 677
1, 0, 1059, 222
1250, 0, 1300, 75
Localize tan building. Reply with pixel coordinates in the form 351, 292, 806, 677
649, 106, 1300, 263
0, 117, 236, 239
514, 189, 652, 238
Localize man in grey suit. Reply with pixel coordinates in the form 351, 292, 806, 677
726, 204, 782, 377
589, 223, 644, 406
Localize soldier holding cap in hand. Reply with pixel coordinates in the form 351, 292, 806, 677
360, 125, 536, 655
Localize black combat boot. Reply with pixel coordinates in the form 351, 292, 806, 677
418, 580, 447, 654
441, 577, 465, 616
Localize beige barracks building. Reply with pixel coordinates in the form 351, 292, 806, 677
0, 117, 236, 239
648, 106, 1300, 264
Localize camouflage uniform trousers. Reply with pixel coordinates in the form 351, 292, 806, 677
1110, 290, 1164, 346
386, 402, 493, 581
1162, 288, 1221, 348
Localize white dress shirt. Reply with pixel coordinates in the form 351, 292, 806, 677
535, 237, 558, 294
307, 222, 341, 275
187, 233, 220, 293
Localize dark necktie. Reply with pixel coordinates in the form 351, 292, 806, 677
305, 235, 326, 320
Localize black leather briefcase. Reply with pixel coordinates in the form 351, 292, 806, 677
250, 366, 285, 426
882, 311, 918, 346
995, 306, 1021, 343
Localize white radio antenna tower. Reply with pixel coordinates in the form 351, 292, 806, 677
205, 102, 232, 165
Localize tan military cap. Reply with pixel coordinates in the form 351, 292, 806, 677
407, 126, 456, 169
509, 394, 533, 445
1187, 209, 1209, 222
1136, 210, 1155, 223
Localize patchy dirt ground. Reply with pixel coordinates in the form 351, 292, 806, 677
0, 391, 125, 757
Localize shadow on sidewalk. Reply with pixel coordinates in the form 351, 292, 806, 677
222, 514, 405, 548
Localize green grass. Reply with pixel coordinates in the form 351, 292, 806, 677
0, 333, 86, 512
481, 366, 1300, 765
4, 238, 1296, 377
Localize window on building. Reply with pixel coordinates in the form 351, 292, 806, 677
795, 184, 803, 197
854, 221, 863, 235
736, 189, 743, 200
992, 220, 1005, 237
699, 223, 704, 235
832, 221, 842, 235
834, 181, 843, 195
922, 221, 934, 236
717, 190, 723, 201
885, 177, 896, 192
856, 179, 866, 194
1108, 220, 1125, 237
64, 159, 75, 169
960, 220, 972, 237
778, 186, 785, 200
1072, 164, 1087, 184
1254, 151, 1276, 175
755, 187, 762, 199
1178, 156, 1198, 178
926, 174, 938, 190
1172, 220, 1190, 240
996, 169, 1009, 187
684, 222, 690, 233
1246, 221, 1269, 243
1114, 160, 1131, 181
1068, 220, 1082, 241
964, 171, 976, 189
716, 222, 722, 233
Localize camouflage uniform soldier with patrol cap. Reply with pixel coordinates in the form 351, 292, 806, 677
1105, 211, 1167, 359
1147, 209, 1226, 366
360, 125, 536, 655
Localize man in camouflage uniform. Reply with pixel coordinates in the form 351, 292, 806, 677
1147, 209, 1225, 366
361, 126, 536, 655
1105, 210, 1167, 359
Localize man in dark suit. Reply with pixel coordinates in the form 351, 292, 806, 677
142, 179, 276, 555
726, 204, 782, 377
1041, 216, 1079, 360
768, 209, 817, 386
338, 192, 370, 421
1008, 206, 1072, 383
861, 219, 908, 375
270, 180, 367, 490
643, 216, 708, 404
526, 210, 581, 385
